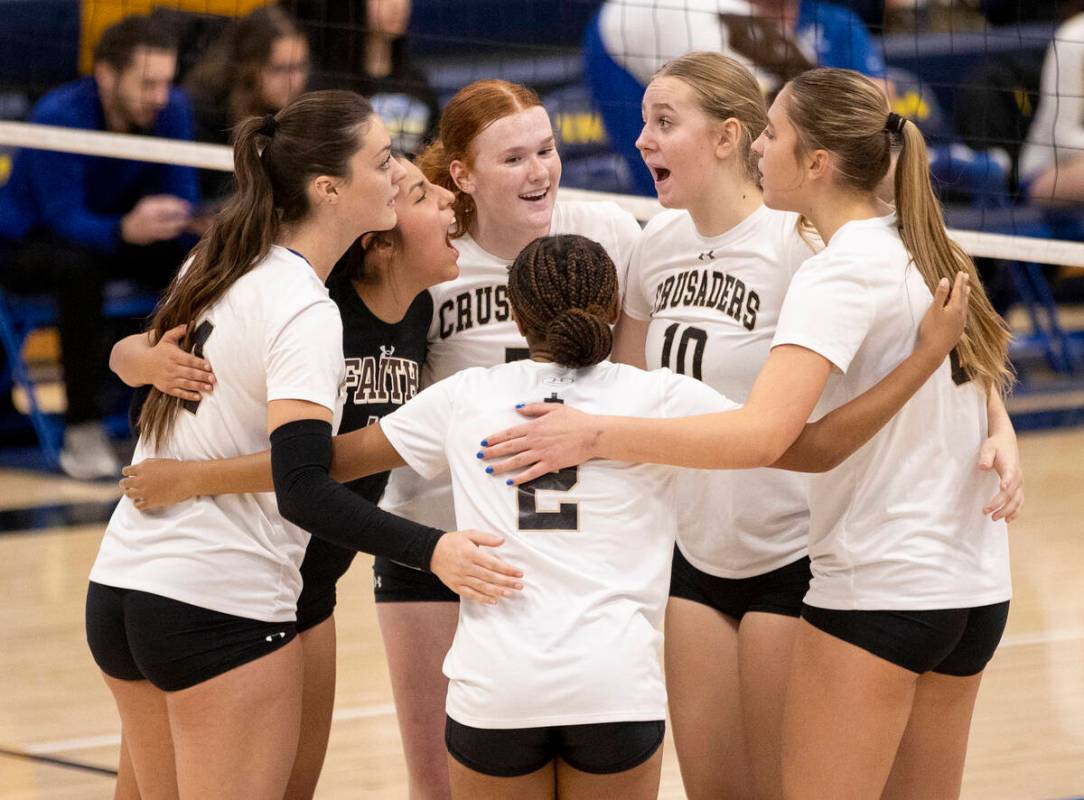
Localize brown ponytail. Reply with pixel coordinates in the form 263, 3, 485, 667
139, 90, 375, 447
508, 235, 617, 369
784, 68, 1012, 394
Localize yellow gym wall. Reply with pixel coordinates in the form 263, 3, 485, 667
80, 0, 272, 73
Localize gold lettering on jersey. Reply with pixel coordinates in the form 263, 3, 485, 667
652, 268, 760, 331
343, 346, 420, 406
437, 284, 513, 339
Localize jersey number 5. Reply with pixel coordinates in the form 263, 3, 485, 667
660, 323, 707, 380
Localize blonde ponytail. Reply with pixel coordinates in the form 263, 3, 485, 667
894, 120, 1012, 394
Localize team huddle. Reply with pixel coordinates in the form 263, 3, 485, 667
88, 53, 1022, 800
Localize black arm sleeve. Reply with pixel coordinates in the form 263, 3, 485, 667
270, 418, 444, 571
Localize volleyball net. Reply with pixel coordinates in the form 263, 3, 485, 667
1, 118, 1083, 271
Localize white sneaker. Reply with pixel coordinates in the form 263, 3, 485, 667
59, 422, 121, 480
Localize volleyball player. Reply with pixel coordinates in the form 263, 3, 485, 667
609, 52, 1023, 799
481, 69, 1020, 799
119, 230, 974, 798
86, 92, 518, 799
379, 78, 641, 798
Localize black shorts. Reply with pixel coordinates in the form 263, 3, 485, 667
373, 556, 459, 603
85, 582, 297, 692
668, 546, 811, 622
801, 601, 1010, 676
445, 716, 665, 777
296, 536, 357, 632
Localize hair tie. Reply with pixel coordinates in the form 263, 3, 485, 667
885, 112, 906, 134
259, 113, 278, 138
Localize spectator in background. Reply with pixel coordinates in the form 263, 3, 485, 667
584, 0, 887, 194
289, 0, 439, 157
1019, 10, 1084, 206
185, 5, 310, 207
0, 13, 198, 479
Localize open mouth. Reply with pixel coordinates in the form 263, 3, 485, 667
518, 187, 549, 202
652, 167, 671, 183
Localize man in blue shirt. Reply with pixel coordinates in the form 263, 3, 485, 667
0, 14, 199, 478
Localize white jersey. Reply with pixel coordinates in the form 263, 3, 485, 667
773, 214, 1011, 610
380, 199, 642, 531
91, 247, 345, 622
625, 206, 815, 577
380, 359, 737, 728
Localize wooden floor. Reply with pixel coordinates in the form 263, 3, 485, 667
0, 428, 1081, 799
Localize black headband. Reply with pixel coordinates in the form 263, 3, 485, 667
885, 112, 906, 134
259, 113, 278, 138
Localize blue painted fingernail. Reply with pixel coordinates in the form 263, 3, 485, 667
485, 466, 494, 474
506, 479, 513, 486
476, 451, 484, 459
480, 439, 489, 447
515, 403, 525, 409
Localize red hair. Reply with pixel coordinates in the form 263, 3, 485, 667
416, 79, 542, 237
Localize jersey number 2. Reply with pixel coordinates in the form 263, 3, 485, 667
516, 393, 579, 531
661, 323, 707, 380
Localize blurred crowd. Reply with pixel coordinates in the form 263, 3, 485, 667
1, 0, 1083, 479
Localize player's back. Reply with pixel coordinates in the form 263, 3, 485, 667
381, 359, 733, 727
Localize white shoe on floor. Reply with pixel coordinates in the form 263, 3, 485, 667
59, 422, 121, 480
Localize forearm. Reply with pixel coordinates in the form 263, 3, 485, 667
772, 348, 941, 473
110, 334, 156, 387
187, 451, 274, 495
272, 420, 442, 569
594, 407, 783, 470
986, 387, 1014, 437
329, 423, 406, 482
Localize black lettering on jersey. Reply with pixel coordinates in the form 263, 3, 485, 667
726, 280, 746, 318
455, 293, 473, 332
517, 394, 579, 531
495, 284, 511, 322
433, 284, 516, 340
650, 267, 763, 331
717, 274, 735, 312
655, 275, 675, 309
439, 299, 454, 338
345, 346, 420, 405
949, 348, 972, 386
742, 291, 760, 331
682, 271, 700, 305
475, 286, 494, 325
670, 272, 689, 309
707, 273, 724, 307
182, 320, 214, 414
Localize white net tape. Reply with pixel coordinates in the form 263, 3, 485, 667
3, 119, 1083, 268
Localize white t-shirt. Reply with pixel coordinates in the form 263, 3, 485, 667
91, 246, 345, 622
380, 199, 642, 531
624, 206, 815, 577
599, 0, 761, 87
380, 359, 737, 728
1020, 13, 1084, 180
772, 215, 1011, 610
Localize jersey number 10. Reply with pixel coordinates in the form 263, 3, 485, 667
661, 323, 707, 380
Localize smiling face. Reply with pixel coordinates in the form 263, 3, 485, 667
636, 76, 724, 209
393, 159, 460, 286
751, 88, 810, 213
334, 116, 405, 235
453, 105, 562, 236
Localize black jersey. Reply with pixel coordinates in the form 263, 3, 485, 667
328, 269, 431, 504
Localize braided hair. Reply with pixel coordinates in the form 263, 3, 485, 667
507, 235, 618, 369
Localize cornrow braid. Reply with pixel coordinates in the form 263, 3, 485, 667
507, 235, 618, 369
